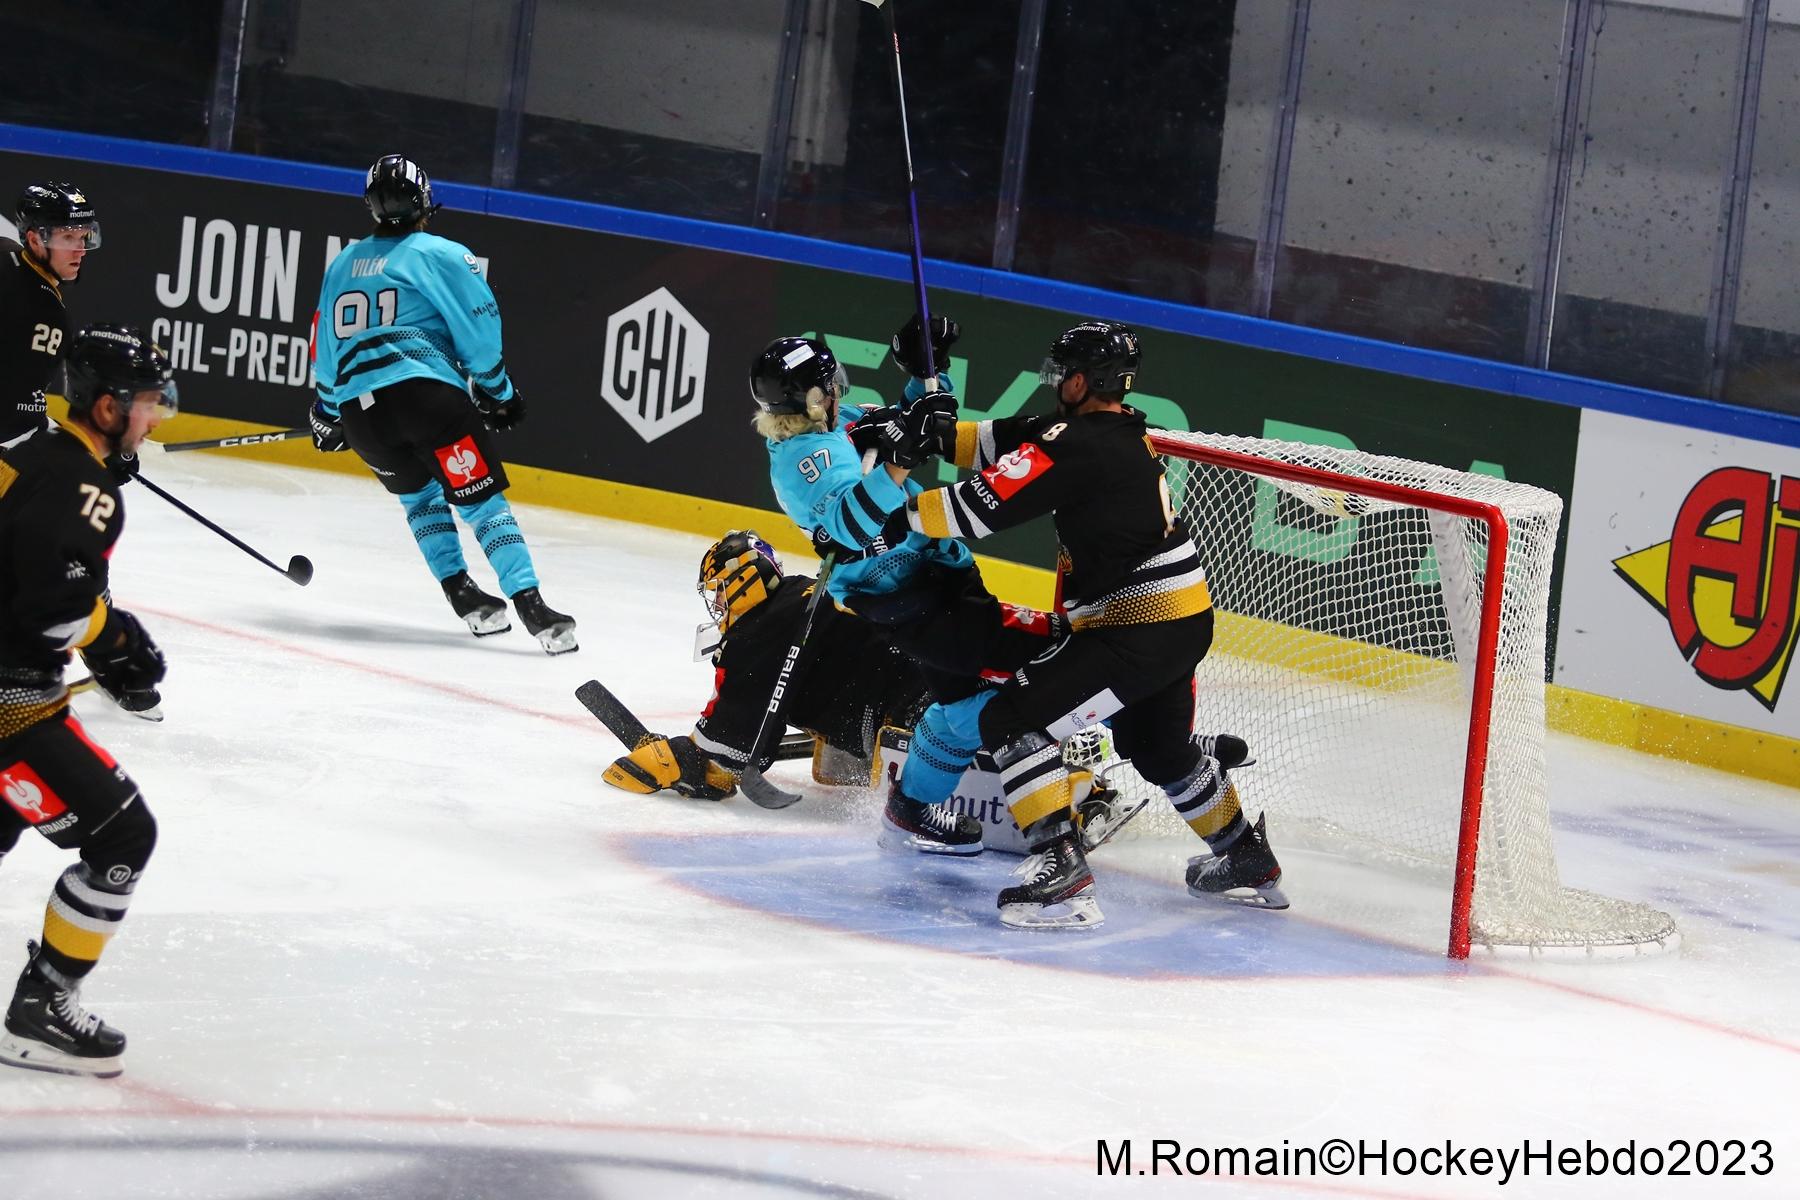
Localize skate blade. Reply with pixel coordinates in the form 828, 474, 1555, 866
1185, 866, 1291, 910
533, 624, 579, 655
464, 609, 512, 637
1080, 796, 1150, 853
877, 818, 983, 857
999, 893, 1104, 931
0, 1033, 123, 1079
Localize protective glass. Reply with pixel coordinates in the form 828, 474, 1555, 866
45, 222, 102, 250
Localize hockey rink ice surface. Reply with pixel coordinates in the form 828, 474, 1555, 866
1, 450, 1797, 1199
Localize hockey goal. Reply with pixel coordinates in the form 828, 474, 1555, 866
1091, 430, 1677, 959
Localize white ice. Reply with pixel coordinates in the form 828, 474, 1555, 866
1, 450, 1796, 1199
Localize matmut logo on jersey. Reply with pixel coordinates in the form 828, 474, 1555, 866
1, 763, 67, 825
981, 444, 1054, 499
1613, 466, 1800, 713
602, 287, 710, 443
435, 437, 491, 488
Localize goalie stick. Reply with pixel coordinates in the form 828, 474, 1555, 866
736, 554, 838, 810
574, 679, 812, 762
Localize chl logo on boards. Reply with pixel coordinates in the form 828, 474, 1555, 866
603, 287, 709, 444
1613, 467, 1800, 713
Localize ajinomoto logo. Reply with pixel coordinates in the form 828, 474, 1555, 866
1613, 467, 1800, 712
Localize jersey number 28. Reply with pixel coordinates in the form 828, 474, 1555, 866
334, 288, 399, 336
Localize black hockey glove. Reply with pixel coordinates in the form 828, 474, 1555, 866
474, 386, 526, 431
889, 313, 960, 378
81, 607, 167, 701
308, 400, 347, 453
847, 403, 902, 459
900, 392, 957, 463
107, 452, 139, 485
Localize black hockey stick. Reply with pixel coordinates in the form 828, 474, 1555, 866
575, 679, 654, 749
133, 472, 315, 586
576, 679, 812, 758
737, 555, 837, 809
156, 428, 308, 453
859, 0, 939, 384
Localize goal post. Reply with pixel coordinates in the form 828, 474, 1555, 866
1106, 430, 1678, 959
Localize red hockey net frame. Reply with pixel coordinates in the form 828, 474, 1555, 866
1154, 437, 1504, 957
1133, 432, 1676, 959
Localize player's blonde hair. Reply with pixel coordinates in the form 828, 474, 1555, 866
752, 388, 832, 441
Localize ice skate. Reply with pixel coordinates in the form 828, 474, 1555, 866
877, 782, 983, 856
442, 571, 511, 637
1196, 733, 1253, 771
998, 832, 1103, 930
0, 943, 125, 1079
1186, 813, 1288, 910
1076, 784, 1149, 852
512, 587, 577, 655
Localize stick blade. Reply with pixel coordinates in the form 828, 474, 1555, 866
574, 679, 654, 749
738, 766, 804, 810
286, 556, 314, 586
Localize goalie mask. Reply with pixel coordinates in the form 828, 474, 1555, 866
698, 530, 782, 644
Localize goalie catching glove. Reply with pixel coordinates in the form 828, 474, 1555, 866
604, 734, 737, 801
80, 608, 166, 706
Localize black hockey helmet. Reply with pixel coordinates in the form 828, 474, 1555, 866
698, 530, 782, 634
1040, 320, 1141, 395
15, 181, 101, 250
748, 336, 847, 415
63, 324, 178, 417
364, 154, 441, 229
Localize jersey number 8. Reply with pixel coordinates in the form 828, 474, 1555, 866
334, 288, 399, 337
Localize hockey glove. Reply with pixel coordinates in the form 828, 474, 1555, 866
889, 313, 960, 378
847, 403, 902, 460
603, 734, 737, 801
900, 392, 958, 462
80, 607, 167, 702
107, 452, 139, 485
474, 386, 526, 431
308, 400, 348, 452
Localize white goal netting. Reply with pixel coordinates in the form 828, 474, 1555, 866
1088, 431, 1676, 958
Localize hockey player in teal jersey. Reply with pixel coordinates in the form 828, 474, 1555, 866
750, 327, 1063, 854
309, 154, 575, 654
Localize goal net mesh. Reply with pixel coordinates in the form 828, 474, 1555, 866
1084, 430, 1676, 957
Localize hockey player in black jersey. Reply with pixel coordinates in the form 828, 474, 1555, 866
2, 183, 100, 447
0, 324, 173, 1076
894, 319, 1286, 929
604, 530, 933, 801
